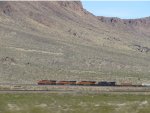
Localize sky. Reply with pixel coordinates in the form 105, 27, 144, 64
81, 1, 150, 19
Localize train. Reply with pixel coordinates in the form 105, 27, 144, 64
37, 80, 148, 87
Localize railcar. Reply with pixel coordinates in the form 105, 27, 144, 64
56, 81, 76, 85
76, 81, 96, 86
97, 81, 116, 86
38, 80, 56, 85
119, 82, 133, 87
142, 83, 150, 87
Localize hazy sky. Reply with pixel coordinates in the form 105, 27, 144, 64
81, 1, 150, 19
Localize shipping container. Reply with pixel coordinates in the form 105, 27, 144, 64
38, 80, 56, 85
56, 81, 76, 85
97, 81, 116, 86
76, 81, 96, 86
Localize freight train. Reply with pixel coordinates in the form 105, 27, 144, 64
38, 80, 150, 87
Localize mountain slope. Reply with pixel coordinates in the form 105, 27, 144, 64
0, 1, 150, 84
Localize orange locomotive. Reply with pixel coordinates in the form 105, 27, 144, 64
38, 80, 56, 85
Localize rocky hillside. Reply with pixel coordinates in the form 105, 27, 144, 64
98, 16, 150, 36
0, 1, 150, 84
98, 16, 150, 53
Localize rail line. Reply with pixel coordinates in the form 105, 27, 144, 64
1, 89, 150, 95
1, 85, 150, 93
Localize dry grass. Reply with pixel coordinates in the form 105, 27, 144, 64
0, 93, 150, 113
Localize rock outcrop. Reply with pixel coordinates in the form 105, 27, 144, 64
98, 16, 150, 26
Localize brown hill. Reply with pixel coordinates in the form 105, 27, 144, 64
0, 1, 150, 84
98, 16, 150, 36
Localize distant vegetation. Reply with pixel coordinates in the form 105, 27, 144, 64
0, 93, 150, 113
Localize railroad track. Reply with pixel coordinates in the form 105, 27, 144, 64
1, 89, 150, 95
1, 83, 150, 94
1, 86, 150, 93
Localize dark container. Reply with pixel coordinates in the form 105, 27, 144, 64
97, 81, 116, 86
